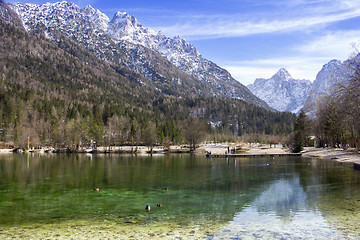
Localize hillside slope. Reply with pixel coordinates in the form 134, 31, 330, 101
12, 1, 269, 109
0, 1, 295, 149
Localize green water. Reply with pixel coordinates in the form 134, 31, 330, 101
0, 153, 359, 239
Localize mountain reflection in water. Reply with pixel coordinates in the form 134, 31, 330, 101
0, 154, 359, 239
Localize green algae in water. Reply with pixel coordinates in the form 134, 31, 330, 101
0, 154, 360, 239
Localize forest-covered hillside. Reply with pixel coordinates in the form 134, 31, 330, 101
0, 5, 296, 150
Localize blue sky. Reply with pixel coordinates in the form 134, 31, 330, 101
8, 0, 360, 85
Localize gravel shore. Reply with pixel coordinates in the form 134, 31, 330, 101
2, 145, 360, 165
200, 144, 360, 165
302, 147, 360, 164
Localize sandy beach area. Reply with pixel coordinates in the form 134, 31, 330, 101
302, 147, 360, 164
2, 144, 360, 165
199, 143, 290, 155
199, 144, 360, 165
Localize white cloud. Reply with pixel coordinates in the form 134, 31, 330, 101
153, 0, 360, 40
224, 66, 280, 85
158, 10, 360, 40
223, 56, 325, 86
296, 30, 360, 58
222, 28, 360, 85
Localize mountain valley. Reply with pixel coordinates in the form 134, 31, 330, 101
0, 0, 295, 149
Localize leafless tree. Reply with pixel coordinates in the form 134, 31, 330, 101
182, 117, 207, 151
143, 121, 157, 152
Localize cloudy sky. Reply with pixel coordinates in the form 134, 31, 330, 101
8, 0, 360, 85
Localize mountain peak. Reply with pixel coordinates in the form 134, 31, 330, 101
248, 68, 312, 113
311, 59, 344, 96
83, 4, 95, 13
274, 68, 292, 80
108, 11, 147, 41
52, 1, 78, 9
323, 59, 342, 69
112, 11, 140, 27
82, 4, 109, 30
114, 11, 128, 18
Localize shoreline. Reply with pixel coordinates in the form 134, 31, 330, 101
1, 145, 360, 164
301, 147, 360, 165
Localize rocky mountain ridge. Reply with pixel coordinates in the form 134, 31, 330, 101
11, 1, 269, 109
248, 60, 349, 114
303, 59, 348, 115
248, 69, 312, 113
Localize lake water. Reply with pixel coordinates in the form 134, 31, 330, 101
0, 153, 359, 239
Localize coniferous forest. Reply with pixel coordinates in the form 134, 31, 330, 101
0, 15, 296, 151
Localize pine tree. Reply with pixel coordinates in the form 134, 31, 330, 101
291, 109, 309, 153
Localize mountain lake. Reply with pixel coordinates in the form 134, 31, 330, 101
0, 153, 359, 239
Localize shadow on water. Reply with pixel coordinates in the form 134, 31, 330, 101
0, 153, 359, 238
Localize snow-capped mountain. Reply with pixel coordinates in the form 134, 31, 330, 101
310, 59, 345, 95
106, 11, 249, 98
15, 2, 109, 33
303, 59, 347, 115
248, 60, 350, 114
13, 2, 122, 63
248, 69, 312, 113
11, 1, 269, 109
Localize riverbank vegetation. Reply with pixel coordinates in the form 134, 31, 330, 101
290, 53, 360, 152
311, 55, 360, 150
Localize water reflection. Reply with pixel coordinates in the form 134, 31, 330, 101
212, 174, 359, 239
214, 207, 338, 239
214, 159, 360, 239
0, 154, 359, 239
252, 177, 309, 221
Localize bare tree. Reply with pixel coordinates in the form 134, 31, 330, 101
106, 115, 131, 150
65, 119, 82, 151
143, 121, 157, 153
313, 52, 360, 150
340, 55, 360, 149
182, 117, 207, 151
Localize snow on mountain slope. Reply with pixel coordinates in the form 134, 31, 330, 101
12, 1, 269, 109
248, 60, 350, 114
14, 2, 109, 34
106, 10, 265, 105
310, 59, 345, 95
303, 59, 347, 115
248, 68, 312, 113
